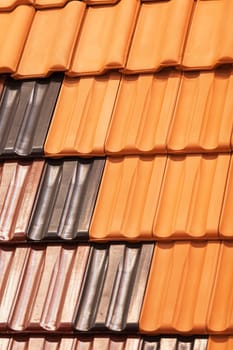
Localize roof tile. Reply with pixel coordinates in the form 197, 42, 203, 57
68, 0, 140, 76
90, 156, 166, 241
153, 155, 230, 240
105, 71, 180, 155
0, 0, 33, 10
45, 74, 120, 157
74, 243, 154, 331
0, 74, 62, 157
140, 241, 220, 334
0, 161, 44, 241
182, 0, 233, 70
207, 337, 233, 350
208, 242, 233, 333
0, 5, 35, 74
124, 0, 193, 73
14, 1, 85, 78
84, 0, 119, 4
167, 68, 233, 153
34, 0, 72, 8
27, 158, 105, 241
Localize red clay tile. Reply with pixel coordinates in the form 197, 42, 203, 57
90, 156, 166, 241
0, 0, 33, 10
84, 0, 119, 4
0, 161, 44, 241
14, 1, 85, 78
124, 0, 193, 73
153, 155, 230, 240
68, 0, 140, 76
219, 157, 233, 239
208, 242, 233, 333
182, 0, 233, 70
105, 71, 180, 155
167, 68, 233, 153
139, 241, 220, 334
207, 337, 233, 350
45, 74, 120, 157
35, 0, 71, 8
0, 6, 35, 74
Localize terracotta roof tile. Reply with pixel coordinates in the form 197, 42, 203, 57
68, 0, 140, 76
167, 68, 233, 154
0, 5, 35, 74
0, 74, 62, 157
0, 0, 33, 10
139, 241, 220, 334
45, 74, 120, 157
74, 243, 154, 331
90, 156, 166, 241
208, 242, 233, 333
84, 0, 119, 4
0, 245, 90, 331
14, 1, 85, 78
208, 337, 233, 350
0, 160, 44, 241
182, 0, 233, 70
27, 158, 105, 241
105, 71, 180, 155
34, 0, 72, 9
153, 155, 230, 240
124, 0, 193, 73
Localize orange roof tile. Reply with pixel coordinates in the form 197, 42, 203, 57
208, 242, 233, 334
0, 161, 44, 241
14, 1, 85, 78
153, 155, 230, 240
90, 156, 166, 241
0, 5, 35, 74
68, 0, 140, 76
105, 71, 180, 155
45, 74, 120, 157
182, 0, 233, 70
34, 0, 71, 8
167, 68, 233, 153
84, 0, 119, 4
208, 337, 233, 350
0, 0, 33, 10
124, 0, 193, 73
139, 241, 220, 334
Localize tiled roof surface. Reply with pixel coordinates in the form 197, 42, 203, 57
1, 0, 233, 347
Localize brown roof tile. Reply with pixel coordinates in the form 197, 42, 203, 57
182, 0, 233, 70
14, 1, 85, 78
124, 0, 193, 73
139, 241, 220, 334
90, 156, 166, 241
153, 154, 230, 240
45, 74, 120, 157
167, 68, 233, 153
0, 161, 44, 241
105, 71, 180, 155
0, 5, 35, 74
68, 0, 140, 76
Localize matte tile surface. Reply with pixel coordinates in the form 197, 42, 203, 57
90, 156, 166, 240
45, 74, 120, 157
140, 241, 220, 334
207, 337, 233, 350
0, 74, 62, 157
27, 158, 105, 241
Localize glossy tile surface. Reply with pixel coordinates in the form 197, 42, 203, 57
140, 241, 220, 334
0, 161, 44, 241
74, 243, 154, 331
153, 155, 230, 240
27, 158, 105, 241
105, 71, 180, 155
45, 74, 120, 157
0, 245, 90, 331
0, 75, 62, 157
90, 156, 166, 240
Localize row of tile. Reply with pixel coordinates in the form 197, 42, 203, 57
2, 241, 233, 333
1, 0, 233, 78
3, 155, 233, 242
0, 336, 210, 350
3, 68, 233, 158
0, 0, 119, 10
